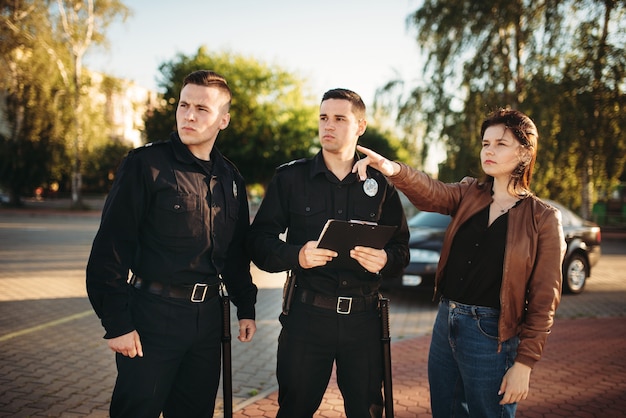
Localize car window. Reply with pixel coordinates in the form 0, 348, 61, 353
407, 212, 451, 229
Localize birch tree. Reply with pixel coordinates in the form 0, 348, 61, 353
51, 0, 129, 208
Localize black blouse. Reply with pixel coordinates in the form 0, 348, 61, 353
439, 205, 508, 308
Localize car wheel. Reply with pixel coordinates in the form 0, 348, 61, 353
563, 253, 588, 294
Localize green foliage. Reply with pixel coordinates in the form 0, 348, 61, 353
144, 47, 320, 186
0, 0, 72, 205
50, 0, 131, 208
82, 139, 132, 193
1, 0, 132, 204
358, 126, 404, 163
400, 0, 626, 217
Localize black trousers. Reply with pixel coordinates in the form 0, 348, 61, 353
276, 300, 384, 417
109, 288, 222, 418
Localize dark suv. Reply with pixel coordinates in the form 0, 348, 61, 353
385, 200, 601, 294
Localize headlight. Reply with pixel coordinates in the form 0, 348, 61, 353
409, 248, 440, 263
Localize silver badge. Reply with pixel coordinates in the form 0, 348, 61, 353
233, 181, 238, 198
363, 178, 378, 197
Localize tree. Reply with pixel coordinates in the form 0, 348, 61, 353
359, 126, 406, 164
144, 47, 320, 187
82, 138, 132, 193
50, 0, 130, 208
0, 0, 71, 206
1, 0, 132, 206
399, 0, 625, 216
557, 1, 626, 216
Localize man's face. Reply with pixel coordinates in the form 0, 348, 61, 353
176, 83, 230, 159
318, 99, 366, 155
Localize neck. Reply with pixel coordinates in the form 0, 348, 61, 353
188, 143, 214, 161
322, 149, 354, 181
489, 179, 520, 223
491, 178, 514, 199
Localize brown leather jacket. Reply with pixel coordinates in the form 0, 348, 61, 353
391, 163, 565, 368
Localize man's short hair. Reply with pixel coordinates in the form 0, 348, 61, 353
183, 70, 232, 109
321, 88, 366, 120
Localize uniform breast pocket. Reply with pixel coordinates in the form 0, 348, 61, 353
289, 198, 327, 241
152, 193, 202, 240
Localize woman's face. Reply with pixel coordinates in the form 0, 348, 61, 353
480, 124, 528, 179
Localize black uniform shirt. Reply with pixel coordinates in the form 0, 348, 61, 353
86, 133, 257, 338
247, 152, 409, 297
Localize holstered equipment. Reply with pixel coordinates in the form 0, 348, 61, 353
282, 270, 297, 315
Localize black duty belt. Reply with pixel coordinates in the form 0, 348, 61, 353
130, 275, 219, 302
296, 288, 379, 314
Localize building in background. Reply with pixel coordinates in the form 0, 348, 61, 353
0, 72, 159, 149
90, 72, 159, 148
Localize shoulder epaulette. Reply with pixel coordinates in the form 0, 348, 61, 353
130, 140, 169, 154
142, 139, 168, 148
276, 158, 308, 171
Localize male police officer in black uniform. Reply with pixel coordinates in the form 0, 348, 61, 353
247, 88, 409, 417
87, 70, 257, 418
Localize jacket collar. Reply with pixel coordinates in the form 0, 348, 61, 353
309, 150, 359, 183
169, 132, 230, 177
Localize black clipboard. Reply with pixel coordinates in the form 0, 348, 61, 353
316, 219, 397, 271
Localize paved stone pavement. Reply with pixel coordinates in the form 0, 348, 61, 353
0, 199, 625, 417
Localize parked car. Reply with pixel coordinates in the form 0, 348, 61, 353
383, 211, 450, 291
385, 200, 601, 294
547, 200, 602, 294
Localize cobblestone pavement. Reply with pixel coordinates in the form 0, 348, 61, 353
0, 200, 624, 417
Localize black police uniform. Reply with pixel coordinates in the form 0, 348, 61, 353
247, 152, 409, 417
86, 132, 257, 418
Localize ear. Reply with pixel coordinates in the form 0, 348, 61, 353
357, 119, 367, 137
219, 113, 231, 130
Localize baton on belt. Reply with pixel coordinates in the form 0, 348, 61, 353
220, 283, 233, 417
380, 297, 394, 418
282, 270, 296, 315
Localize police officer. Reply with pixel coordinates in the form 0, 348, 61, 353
247, 88, 409, 417
86, 70, 257, 418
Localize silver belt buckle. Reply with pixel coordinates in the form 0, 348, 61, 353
336, 297, 352, 314
191, 283, 208, 302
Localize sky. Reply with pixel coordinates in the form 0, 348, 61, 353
85, 0, 423, 106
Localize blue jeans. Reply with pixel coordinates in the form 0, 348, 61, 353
428, 298, 519, 418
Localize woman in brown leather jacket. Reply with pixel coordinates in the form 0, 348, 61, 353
352, 108, 565, 417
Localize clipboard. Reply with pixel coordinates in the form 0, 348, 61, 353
316, 219, 397, 271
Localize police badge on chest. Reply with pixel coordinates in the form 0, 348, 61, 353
363, 178, 378, 197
